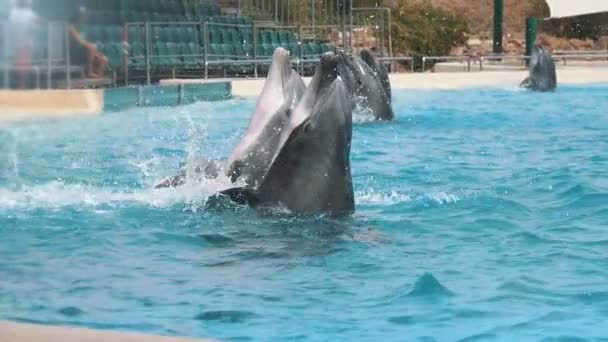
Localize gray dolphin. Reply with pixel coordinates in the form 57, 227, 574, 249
155, 47, 305, 189
226, 47, 306, 187
521, 45, 557, 92
218, 52, 355, 216
360, 49, 392, 102
337, 50, 394, 121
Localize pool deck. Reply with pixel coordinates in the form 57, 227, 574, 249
229, 67, 608, 97
0, 320, 216, 342
0, 89, 103, 119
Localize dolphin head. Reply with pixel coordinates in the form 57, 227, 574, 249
254, 51, 355, 215
359, 49, 392, 101
526, 45, 557, 92
226, 47, 306, 187
346, 53, 394, 120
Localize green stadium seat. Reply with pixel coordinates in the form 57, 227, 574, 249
242, 44, 253, 57
129, 42, 146, 69
181, 27, 196, 43
82, 26, 101, 42
141, 0, 154, 12
122, 11, 137, 23
269, 31, 280, 46
302, 43, 314, 59
229, 29, 241, 45
219, 30, 231, 44
208, 44, 222, 61
325, 43, 337, 52
166, 42, 182, 65
150, 12, 162, 22
106, 26, 123, 43
152, 0, 166, 13
153, 42, 170, 67
101, 42, 123, 69
307, 42, 322, 56
169, 0, 183, 14
259, 31, 271, 46
127, 25, 143, 44
220, 44, 234, 58
151, 26, 162, 42
166, 27, 179, 43
209, 29, 222, 44
180, 42, 201, 67
287, 43, 300, 56
239, 28, 253, 44
123, 0, 137, 12
278, 31, 289, 45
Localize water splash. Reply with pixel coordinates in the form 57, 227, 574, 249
0, 177, 232, 211
352, 96, 378, 124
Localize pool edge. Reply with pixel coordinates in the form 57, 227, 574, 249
0, 320, 217, 342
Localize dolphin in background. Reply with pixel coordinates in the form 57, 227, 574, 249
521, 45, 557, 92
219, 52, 355, 216
337, 49, 394, 121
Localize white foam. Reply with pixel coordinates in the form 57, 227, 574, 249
422, 192, 460, 204
0, 175, 234, 211
355, 189, 461, 206
356, 189, 412, 205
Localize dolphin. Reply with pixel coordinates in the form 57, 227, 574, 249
155, 47, 305, 189
521, 45, 557, 92
218, 52, 355, 216
360, 49, 392, 102
337, 50, 394, 121
225, 47, 306, 187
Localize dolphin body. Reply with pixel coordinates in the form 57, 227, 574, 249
219, 52, 355, 216
155, 48, 305, 189
337, 49, 394, 121
521, 45, 557, 92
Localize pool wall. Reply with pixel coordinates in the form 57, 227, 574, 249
0, 81, 231, 119
103, 81, 232, 111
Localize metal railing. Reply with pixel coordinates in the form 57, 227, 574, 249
479, 55, 529, 70
554, 50, 608, 55
552, 53, 608, 65
421, 53, 608, 72
379, 56, 415, 73
421, 56, 474, 72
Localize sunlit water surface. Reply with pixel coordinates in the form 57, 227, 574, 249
1, 85, 607, 341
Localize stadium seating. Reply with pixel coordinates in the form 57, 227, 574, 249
23, 0, 335, 77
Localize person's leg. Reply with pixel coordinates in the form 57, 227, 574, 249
93, 52, 108, 78
16, 47, 31, 89
86, 46, 99, 78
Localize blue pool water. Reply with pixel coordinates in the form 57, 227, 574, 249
1, 85, 608, 341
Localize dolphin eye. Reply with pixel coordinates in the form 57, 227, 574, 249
302, 122, 312, 134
